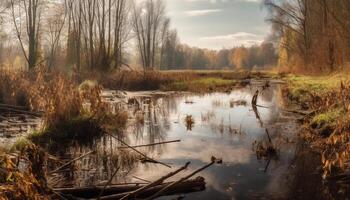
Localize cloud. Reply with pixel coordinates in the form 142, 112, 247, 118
184, 9, 222, 17
198, 32, 264, 49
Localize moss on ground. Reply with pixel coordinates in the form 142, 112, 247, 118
311, 108, 344, 127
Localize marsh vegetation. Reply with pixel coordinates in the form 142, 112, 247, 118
1, 0, 350, 199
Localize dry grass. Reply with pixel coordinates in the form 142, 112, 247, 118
81, 70, 280, 92
0, 145, 49, 200
284, 73, 350, 179
0, 69, 128, 147
0, 69, 83, 128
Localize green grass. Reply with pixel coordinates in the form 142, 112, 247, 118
311, 107, 344, 127
284, 73, 349, 102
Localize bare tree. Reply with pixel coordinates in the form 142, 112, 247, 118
45, 1, 66, 70
132, 0, 167, 71
10, 0, 44, 69
65, 0, 130, 71
264, 0, 311, 67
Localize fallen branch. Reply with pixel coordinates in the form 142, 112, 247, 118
145, 156, 222, 200
105, 132, 171, 168
117, 140, 181, 149
0, 103, 27, 110
281, 108, 314, 116
49, 151, 95, 174
0, 106, 42, 117
252, 90, 259, 106
54, 178, 205, 199
131, 175, 151, 183
254, 104, 269, 109
120, 162, 190, 200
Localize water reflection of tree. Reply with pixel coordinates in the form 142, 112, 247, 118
48, 96, 178, 187
130, 97, 172, 152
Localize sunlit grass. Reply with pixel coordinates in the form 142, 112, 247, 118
311, 108, 344, 127
285, 73, 350, 102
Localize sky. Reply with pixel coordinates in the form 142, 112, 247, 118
165, 0, 270, 50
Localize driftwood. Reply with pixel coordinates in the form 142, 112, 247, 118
54, 177, 205, 199
120, 162, 190, 200
145, 156, 222, 200
49, 151, 95, 174
105, 132, 171, 168
117, 140, 181, 149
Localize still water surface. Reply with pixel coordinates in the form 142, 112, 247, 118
49, 83, 325, 199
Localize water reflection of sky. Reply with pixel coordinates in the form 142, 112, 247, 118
50, 84, 301, 199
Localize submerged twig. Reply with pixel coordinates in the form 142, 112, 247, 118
265, 128, 272, 144
117, 140, 181, 149
97, 166, 120, 200
49, 150, 95, 174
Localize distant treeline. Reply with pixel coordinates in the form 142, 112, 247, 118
2, 0, 349, 73
159, 42, 278, 70
0, 0, 278, 72
265, 0, 350, 73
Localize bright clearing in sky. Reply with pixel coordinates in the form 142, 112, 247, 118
166, 0, 268, 50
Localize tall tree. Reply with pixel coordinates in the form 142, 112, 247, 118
132, 0, 167, 71
10, 0, 44, 69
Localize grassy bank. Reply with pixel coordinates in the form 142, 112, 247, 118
283, 72, 350, 179
86, 70, 281, 92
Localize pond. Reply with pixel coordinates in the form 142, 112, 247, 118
48, 81, 327, 200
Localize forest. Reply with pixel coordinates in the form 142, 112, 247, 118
0, 0, 278, 71
0, 0, 350, 200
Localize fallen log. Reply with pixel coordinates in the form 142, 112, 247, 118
120, 162, 190, 200
145, 156, 221, 200
54, 177, 205, 199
